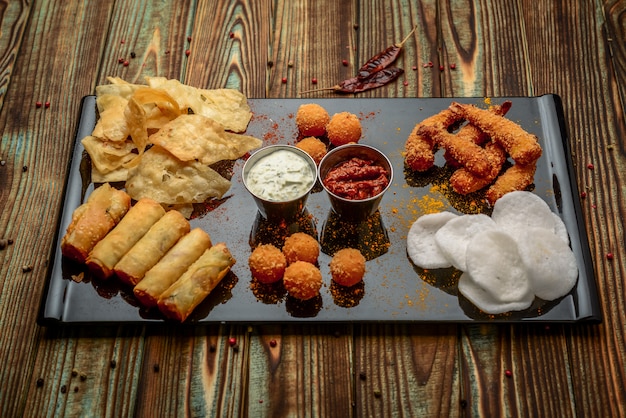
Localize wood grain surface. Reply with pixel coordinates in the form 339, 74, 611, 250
0, 0, 624, 417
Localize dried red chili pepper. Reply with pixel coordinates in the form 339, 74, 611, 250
300, 67, 405, 94
356, 26, 416, 80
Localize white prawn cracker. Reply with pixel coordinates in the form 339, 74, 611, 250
460, 229, 534, 314
434, 214, 497, 271
406, 212, 458, 269
516, 227, 578, 300
491, 191, 556, 233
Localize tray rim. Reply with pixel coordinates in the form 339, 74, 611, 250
37, 95, 603, 326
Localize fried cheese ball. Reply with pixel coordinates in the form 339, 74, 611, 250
326, 112, 362, 146
283, 261, 322, 300
282, 232, 319, 264
330, 248, 366, 287
248, 244, 287, 284
296, 103, 330, 137
296, 137, 327, 165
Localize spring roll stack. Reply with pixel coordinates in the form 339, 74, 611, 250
61, 183, 236, 321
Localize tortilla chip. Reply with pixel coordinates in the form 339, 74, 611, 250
125, 145, 231, 204
81, 136, 136, 175
125, 96, 149, 155
149, 114, 261, 165
145, 77, 251, 132
92, 105, 129, 142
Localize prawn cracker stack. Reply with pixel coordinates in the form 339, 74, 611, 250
404, 101, 542, 205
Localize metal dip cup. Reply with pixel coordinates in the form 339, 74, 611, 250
318, 144, 393, 222
242, 145, 318, 221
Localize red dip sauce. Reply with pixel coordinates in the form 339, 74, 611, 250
323, 157, 389, 200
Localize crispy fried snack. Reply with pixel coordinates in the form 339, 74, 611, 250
485, 161, 537, 205
418, 125, 492, 177
404, 109, 458, 171
449, 141, 508, 195
443, 101, 512, 167
449, 102, 542, 165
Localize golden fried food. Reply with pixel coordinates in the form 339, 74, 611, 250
283, 261, 322, 300
404, 109, 457, 172
419, 125, 492, 178
449, 102, 542, 165
296, 103, 330, 137
449, 141, 507, 195
282, 232, 319, 264
443, 101, 512, 167
330, 248, 366, 287
296, 136, 327, 165
326, 112, 362, 146
61, 184, 131, 263
485, 161, 537, 205
248, 244, 287, 284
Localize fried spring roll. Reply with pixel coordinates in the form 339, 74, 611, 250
86, 198, 165, 279
157, 243, 235, 322
114, 210, 190, 285
449, 102, 542, 165
133, 228, 212, 307
61, 184, 131, 263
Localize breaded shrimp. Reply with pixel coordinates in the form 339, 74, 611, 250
404, 109, 458, 172
449, 102, 542, 165
485, 161, 537, 205
450, 141, 507, 194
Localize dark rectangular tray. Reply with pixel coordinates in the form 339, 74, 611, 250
38, 95, 601, 325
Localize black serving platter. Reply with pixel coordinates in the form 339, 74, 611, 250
38, 95, 601, 325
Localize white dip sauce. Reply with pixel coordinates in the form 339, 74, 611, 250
246, 150, 315, 201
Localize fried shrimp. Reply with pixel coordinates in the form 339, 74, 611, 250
485, 161, 537, 205
449, 141, 507, 195
449, 102, 542, 165
404, 109, 458, 172
443, 101, 512, 167
419, 125, 492, 177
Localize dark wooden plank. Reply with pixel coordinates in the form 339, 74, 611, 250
0, 1, 117, 416
354, 324, 460, 417
0, 0, 31, 112
185, 0, 271, 97
522, 1, 626, 415
0, 0, 196, 417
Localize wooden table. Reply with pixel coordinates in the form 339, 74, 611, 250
1, 1, 624, 416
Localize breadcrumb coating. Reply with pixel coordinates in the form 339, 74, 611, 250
283, 261, 322, 300
282, 232, 319, 264
296, 136, 327, 165
326, 112, 362, 146
248, 244, 287, 284
330, 248, 366, 287
296, 103, 330, 137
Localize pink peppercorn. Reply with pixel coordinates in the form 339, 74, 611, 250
587, 163, 594, 170
35, 101, 42, 108
228, 337, 237, 347
606, 253, 614, 261
505, 370, 512, 378
269, 339, 277, 347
